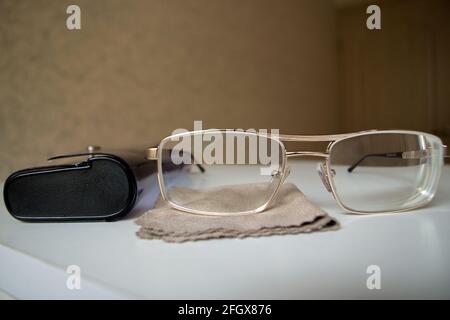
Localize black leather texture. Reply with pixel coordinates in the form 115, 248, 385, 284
3, 149, 157, 222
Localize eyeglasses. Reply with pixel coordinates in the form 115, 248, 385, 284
146, 130, 447, 216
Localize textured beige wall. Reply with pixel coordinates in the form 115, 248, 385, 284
0, 0, 337, 178
337, 0, 450, 138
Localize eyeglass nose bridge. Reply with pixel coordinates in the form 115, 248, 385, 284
317, 162, 333, 192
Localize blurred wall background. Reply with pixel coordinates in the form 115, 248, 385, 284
0, 0, 337, 178
337, 0, 450, 137
0, 0, 449, 178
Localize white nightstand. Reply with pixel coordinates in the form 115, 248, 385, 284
1, 161, 449, 299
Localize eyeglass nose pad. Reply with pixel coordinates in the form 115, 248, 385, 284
316, 162, 332, 192
270, 166, 290, 183
283, 166, 291, 182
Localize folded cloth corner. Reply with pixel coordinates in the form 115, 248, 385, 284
135, 183, 339, 243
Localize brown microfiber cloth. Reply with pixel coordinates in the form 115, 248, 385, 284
135, 183, 339, 243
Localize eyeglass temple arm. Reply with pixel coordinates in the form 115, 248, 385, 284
190, 153, 206, 172
145, 147, 205, 172
348, 149, 431, 173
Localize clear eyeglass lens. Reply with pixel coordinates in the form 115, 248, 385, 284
329, 132, 443, 213
159, 131, 285, 214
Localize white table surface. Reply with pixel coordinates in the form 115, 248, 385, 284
1, 160, 449, 299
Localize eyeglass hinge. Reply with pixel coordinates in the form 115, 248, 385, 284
401, 149, 431, 160
146, 147, 158, 160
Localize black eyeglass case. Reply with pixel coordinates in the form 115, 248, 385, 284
3, 147, 157, 222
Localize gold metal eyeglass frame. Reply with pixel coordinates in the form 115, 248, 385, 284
146, 129, 447, 216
